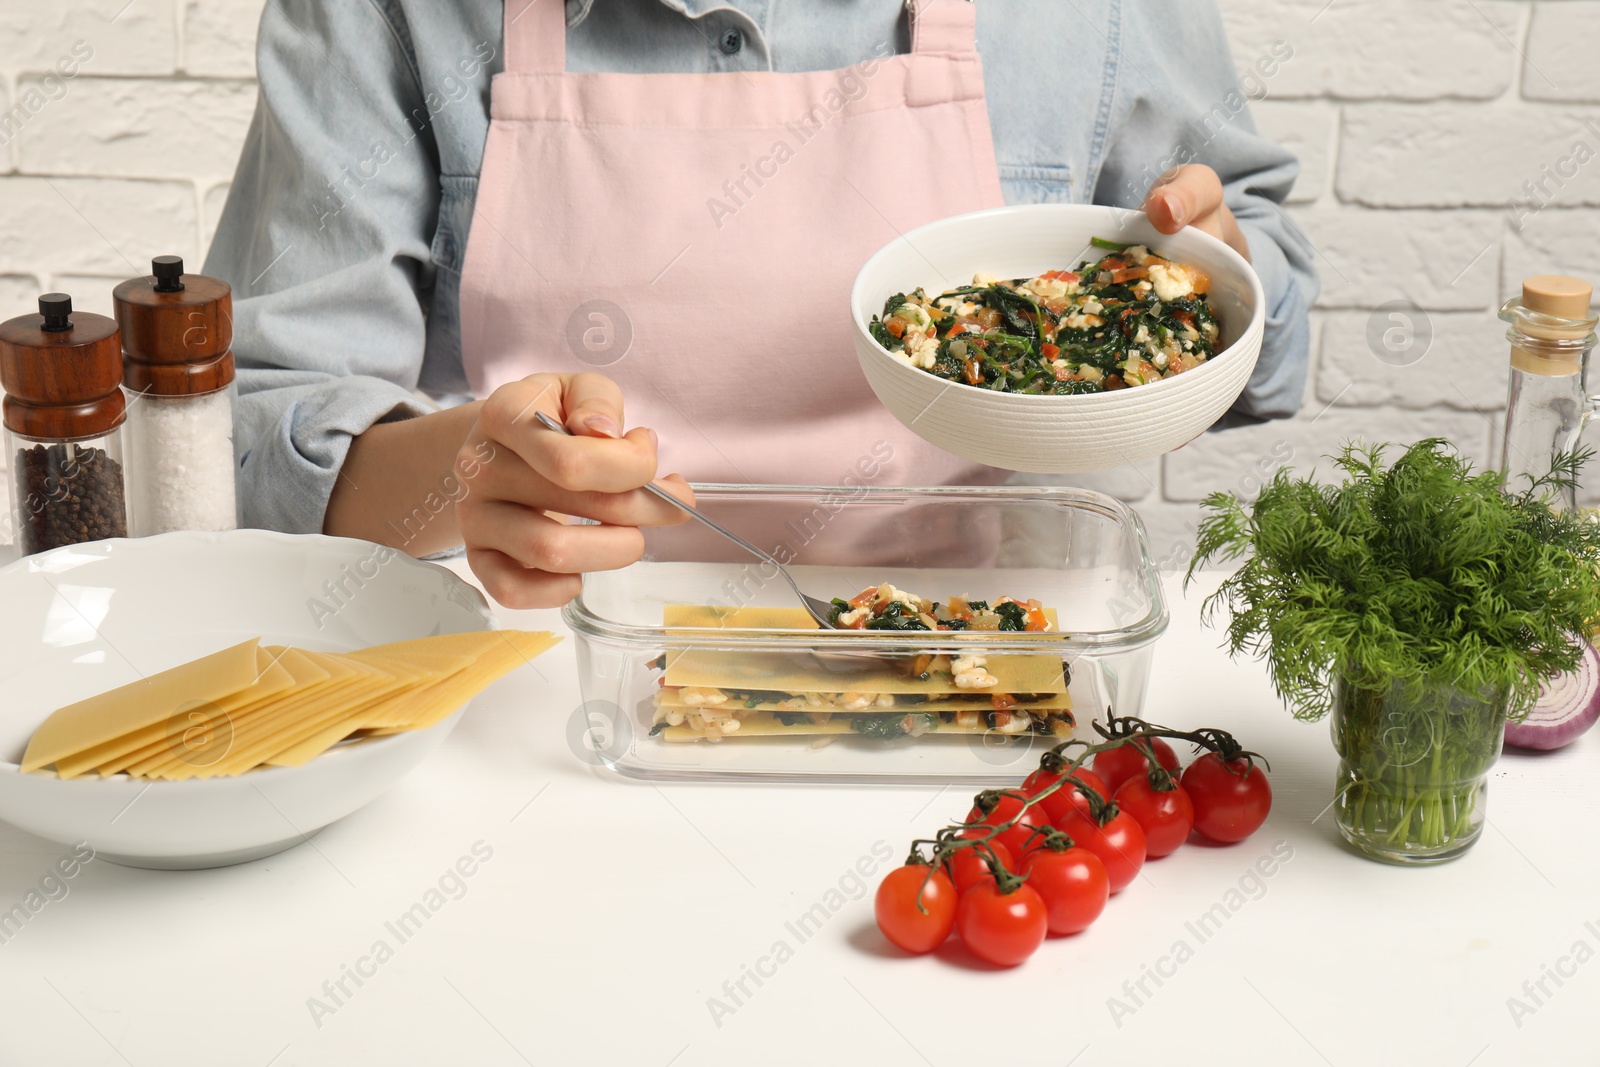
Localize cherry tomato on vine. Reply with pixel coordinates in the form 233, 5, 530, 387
1056, 807, 1147, 894
966, 792, 1052, 858
1183, 753, 1273, 843
955, 880, 1049, 966
1021, 846, 1109, 935
1113, 774, 1195, 858
875, 864, 958, 954
1022, 765, 1110, 824
948, 838, 1014, 895
1093, 738, 1180, 797
1020, 764, 1061, 798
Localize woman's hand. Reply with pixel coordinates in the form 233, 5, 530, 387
1141, 164, 1251, 263
456, 372, 691, 608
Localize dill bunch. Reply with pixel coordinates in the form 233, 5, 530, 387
1187, 438, 1600, 722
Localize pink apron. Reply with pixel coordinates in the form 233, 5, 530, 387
459, 0, 1007, 487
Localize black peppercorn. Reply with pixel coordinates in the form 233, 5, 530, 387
15, 443, 128, 554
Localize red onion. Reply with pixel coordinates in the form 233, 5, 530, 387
1506, 641, 1600, 751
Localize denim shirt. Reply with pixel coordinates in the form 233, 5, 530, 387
205, 0, 1318, 535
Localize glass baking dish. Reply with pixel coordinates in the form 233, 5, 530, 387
564, 485, 1167, 784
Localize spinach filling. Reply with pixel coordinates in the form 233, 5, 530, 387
995, 601, 1029, 631
728, 689, 791, 708
850, 713, 939, 740
869, 244, 1220, 395
863, 601, 932, 631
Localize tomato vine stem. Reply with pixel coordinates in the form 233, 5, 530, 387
917, 715, 1265, 878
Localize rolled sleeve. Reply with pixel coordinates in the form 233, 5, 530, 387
1092, 0, 1319, 423
234, 373, 426, 534
203, 0, 441, 534
1226, 210, 1312, 422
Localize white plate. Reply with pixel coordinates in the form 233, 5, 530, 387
0, 530, 493, 869
850, 204, 1266, 473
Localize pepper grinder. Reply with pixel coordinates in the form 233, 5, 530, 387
0, 293, 131, 555
114, 255, 238, 535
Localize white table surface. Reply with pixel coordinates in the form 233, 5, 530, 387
1, 565, 1594, 1067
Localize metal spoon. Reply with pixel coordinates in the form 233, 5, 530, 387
532, 411, 843, 630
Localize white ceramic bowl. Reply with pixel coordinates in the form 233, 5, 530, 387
850, 204, 1266, 473
0, 531, 494, 869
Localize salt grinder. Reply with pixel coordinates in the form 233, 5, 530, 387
114, 255, 239, 535
0, 293, 131, 555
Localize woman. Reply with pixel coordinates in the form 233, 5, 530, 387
206, 0, 1316, 607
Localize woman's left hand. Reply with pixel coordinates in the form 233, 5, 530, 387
1141, 164, 1251, 263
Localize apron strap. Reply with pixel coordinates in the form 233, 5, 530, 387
504, 0, 566, 74
908, 0, 978, 56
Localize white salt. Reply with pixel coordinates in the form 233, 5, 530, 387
126, 389, 237, 535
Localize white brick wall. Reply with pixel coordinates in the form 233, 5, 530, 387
0, 1, 1597, 559
1153, 0, 1600, 565
0, 1, 254, 319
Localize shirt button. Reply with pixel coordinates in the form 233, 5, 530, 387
718, 28, 743, 55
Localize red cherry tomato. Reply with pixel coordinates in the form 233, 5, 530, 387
955, 880, 1049, 967
1019, 764, 1057, 797
1091, 746, 1145, 797
966, 792, 1053, 859
1113, 774, 1195, 858
1021, 846, 1109, 936
1056, 807, 1147, 894
948, 839, 1014, 895
1182, 753, 1273, 843
1147, 737, 1181, 772
1093, 738, 1180, 797
874, 864, 958, 954
1022, 765, 1110, 825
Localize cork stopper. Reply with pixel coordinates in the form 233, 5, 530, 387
1524, 275, 1593, 322
0, 294, 127, 440
1501, 274, 1597, 376
113, 256, 235, 396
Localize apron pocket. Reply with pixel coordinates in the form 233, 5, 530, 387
999, 163, 1074, 205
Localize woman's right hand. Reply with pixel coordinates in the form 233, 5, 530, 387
455, 372, 692, 608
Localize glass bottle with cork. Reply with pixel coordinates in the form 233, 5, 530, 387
114, 255, 239, 535
0, 293, 131, 555
1499, 275, 1598, 508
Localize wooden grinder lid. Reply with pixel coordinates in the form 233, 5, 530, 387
113, 255, 235, 396
0, 294, 127, 440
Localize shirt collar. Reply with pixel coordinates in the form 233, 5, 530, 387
567, 0, 812, 26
